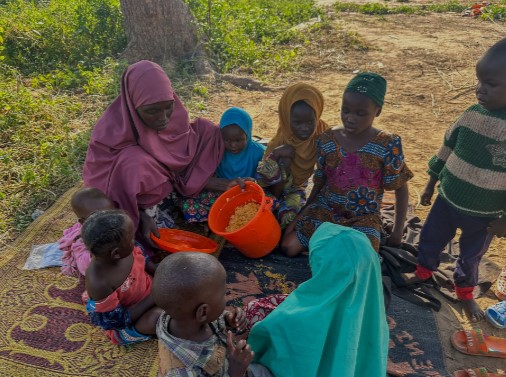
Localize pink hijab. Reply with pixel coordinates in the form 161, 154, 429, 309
83, 60, 224, 228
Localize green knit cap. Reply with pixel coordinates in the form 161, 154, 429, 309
344, 72, 387, 107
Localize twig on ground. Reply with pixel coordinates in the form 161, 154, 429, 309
430, 93, 441, 116
436, 67, 455, 91
413, 187, 421, 210
450, 85, 475, 100
40, 188, 57, 198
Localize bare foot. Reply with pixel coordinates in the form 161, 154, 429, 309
461, 298, 485, 322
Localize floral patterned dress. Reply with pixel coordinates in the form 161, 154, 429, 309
296, 129, 413, 251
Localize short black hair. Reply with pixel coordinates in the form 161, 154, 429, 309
71, 187, 112, 212
81, 210, 129, 256
482, 37, 506, 63
152, 252, 226, 317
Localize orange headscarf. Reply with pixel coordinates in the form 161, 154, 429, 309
265, 83, 329, 186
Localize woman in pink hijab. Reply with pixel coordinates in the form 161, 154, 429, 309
83, 60, 238, 247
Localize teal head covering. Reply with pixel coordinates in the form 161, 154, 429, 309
216, 107, 265, 179
248, 223, 389, 377
344, 72, 387, 107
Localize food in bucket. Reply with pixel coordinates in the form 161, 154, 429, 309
225, 202, 260, 232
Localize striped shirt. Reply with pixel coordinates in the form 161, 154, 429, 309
428, 104, 506, 218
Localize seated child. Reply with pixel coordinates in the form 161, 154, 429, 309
81, 210, 163, 345
248, 223, 389, 377
256, 83, 329, 229
217, 107, 266, 179
179, 107, 264, 223
59, 187, 115, 276
152, 252, 272, 377
282, 73, 413, 256
412, 38, 506, 322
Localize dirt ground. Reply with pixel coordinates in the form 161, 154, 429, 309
197, 7, 506, 375
203, 10, 505, 263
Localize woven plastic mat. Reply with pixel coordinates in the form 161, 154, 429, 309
220, 245, 451, 377
0, 184, 160, 377
0, 181, 230, 376
0, 184, 467, 377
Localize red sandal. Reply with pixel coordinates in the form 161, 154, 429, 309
451, 329, 506, 359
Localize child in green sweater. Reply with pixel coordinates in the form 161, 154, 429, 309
414, 38, 506, 322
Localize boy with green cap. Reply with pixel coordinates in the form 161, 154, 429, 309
282, 72, 413, 256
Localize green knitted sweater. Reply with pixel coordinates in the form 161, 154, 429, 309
428, 104, 506, 218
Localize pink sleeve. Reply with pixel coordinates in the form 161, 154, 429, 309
60, 223, 82, 276
58, 222, 81, 250
73, 238, 92, 276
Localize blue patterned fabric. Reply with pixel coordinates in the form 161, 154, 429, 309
110, 327, 151, 345
86, 302, 132, 330
86, 299, 152, 345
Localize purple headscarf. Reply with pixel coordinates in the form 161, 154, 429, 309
83, 60, 224, 229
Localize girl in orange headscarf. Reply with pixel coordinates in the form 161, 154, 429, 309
256, 83, 328, 229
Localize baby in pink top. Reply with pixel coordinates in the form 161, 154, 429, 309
59, 187, 115, 276
81, 210, 163, 345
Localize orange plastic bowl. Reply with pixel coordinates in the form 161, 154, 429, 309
150, 228, 217, 254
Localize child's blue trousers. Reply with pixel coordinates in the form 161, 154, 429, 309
417, 196, 494, 288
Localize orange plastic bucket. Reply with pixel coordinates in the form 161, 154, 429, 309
208, 181, 281, 258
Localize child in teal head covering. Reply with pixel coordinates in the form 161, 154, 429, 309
248, 223, 389, 377
217, 107, 266, 179
177, 107, 265, 224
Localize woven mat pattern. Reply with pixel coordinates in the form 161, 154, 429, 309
0, 184, 450, 376
387, 296, 450, 377
0, 185, 159, 377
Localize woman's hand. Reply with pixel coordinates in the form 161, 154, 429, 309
206, 177, 255, 192
226, 177, 256, 190
139, 210, 160, 249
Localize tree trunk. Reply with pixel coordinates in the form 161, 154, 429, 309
119, 0, 213, 76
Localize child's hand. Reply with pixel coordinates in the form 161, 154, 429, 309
420, 177, 438, 206
144, 259, 158, 276
139, 211, 161, 250
386, 232, 402, 247
225, 308, 247, 332
420, 187, 434, 206
272, 145, 295, 160
227, 331, 253, 377
487, 218, 506, 238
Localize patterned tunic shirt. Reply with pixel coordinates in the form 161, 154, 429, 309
296, 129, 413, 250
